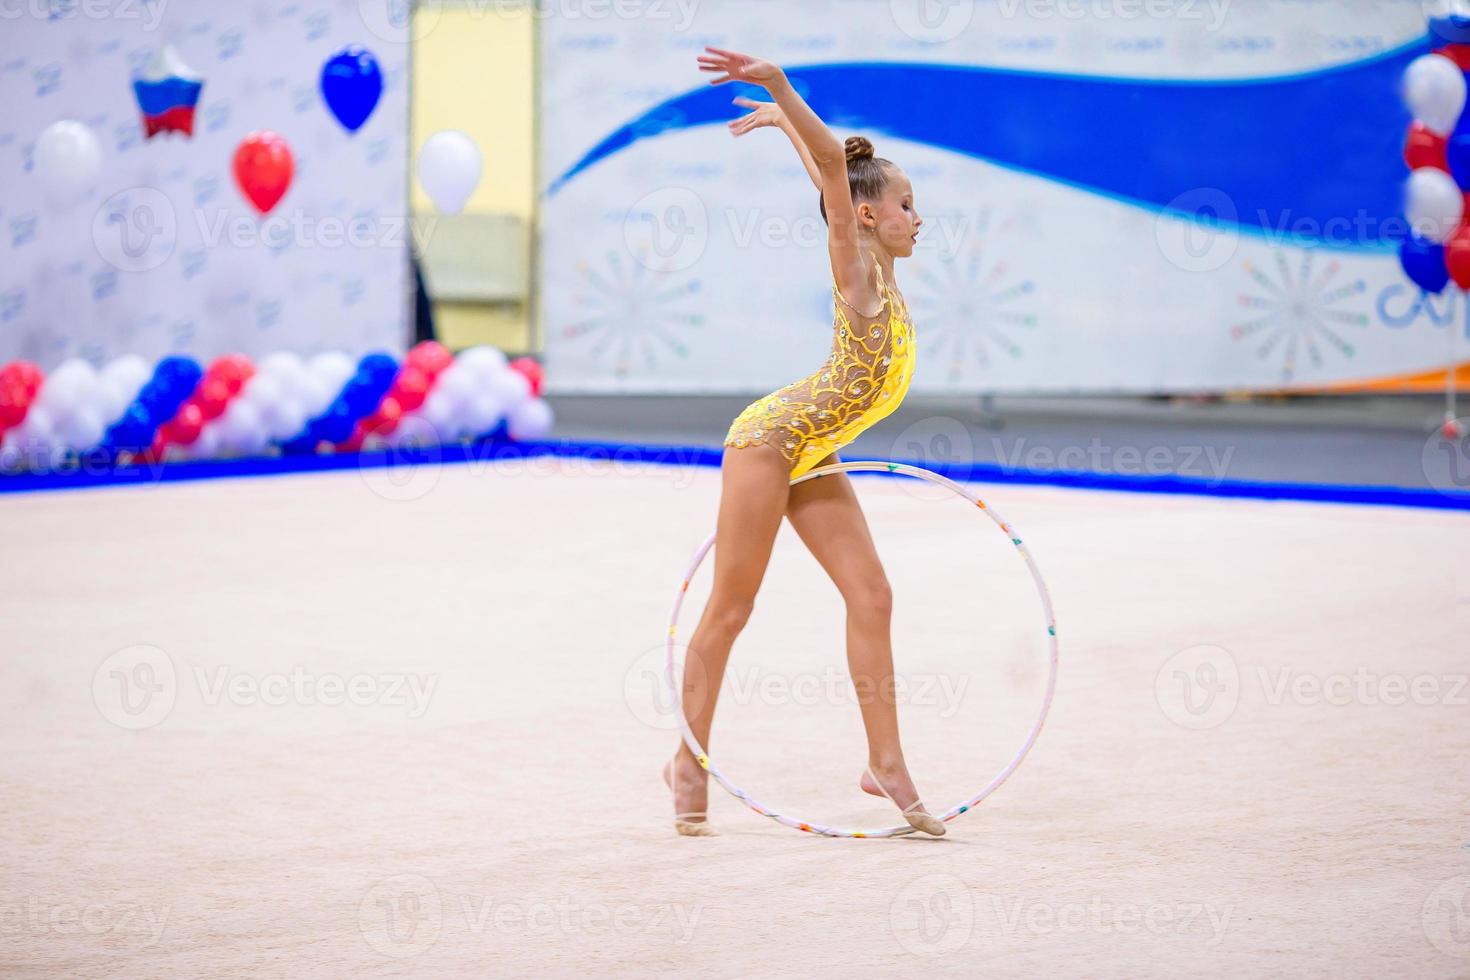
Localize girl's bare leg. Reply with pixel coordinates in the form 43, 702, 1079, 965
784, 452, 932, 817
668, 442, 791, 825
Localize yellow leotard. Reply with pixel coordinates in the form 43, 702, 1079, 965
723, 255, 916, 479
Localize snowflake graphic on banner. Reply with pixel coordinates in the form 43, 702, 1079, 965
562, 248, 703, 379
913, 237, 1037, 382
1230, 251, 1368, 383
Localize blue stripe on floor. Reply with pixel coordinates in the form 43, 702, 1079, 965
2, 436, 1468, 511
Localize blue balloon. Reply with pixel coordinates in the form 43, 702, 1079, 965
1431, 14, 1470, 45
1400, 234, 1451, 294
1447, 115, 1470, 191
156, 355, 202, 389
321, 46, 383, 134
101, 401, 152, 453
344, 383, 377, 416
360, 352, 397, 380
321, 401, 357, 444
139, 386, 173, 422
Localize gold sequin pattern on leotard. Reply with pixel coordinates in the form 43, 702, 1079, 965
723, 259, 916, 479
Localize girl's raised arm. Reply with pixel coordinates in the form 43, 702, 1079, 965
699, 47, 874, 308
727, 97, 822, 191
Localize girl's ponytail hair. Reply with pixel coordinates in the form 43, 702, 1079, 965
819, 136, 894, 224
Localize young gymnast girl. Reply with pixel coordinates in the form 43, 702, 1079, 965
662, 46, 939, 837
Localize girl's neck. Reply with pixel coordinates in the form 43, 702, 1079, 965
863, 243, 896, 286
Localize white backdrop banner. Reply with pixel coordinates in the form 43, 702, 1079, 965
0, 0, 412, 370
538, 0, 1450, 394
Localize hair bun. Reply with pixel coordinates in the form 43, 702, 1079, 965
844, 136, 875, 164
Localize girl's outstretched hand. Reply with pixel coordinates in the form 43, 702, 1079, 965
728, 96, 783, 137
698, 47, 783, 87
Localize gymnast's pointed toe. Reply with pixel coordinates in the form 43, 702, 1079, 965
902, 810, 945, 837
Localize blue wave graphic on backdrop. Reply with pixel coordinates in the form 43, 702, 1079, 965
548, 40, 1426, 252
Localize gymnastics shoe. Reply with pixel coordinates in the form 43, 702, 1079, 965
862, 765, 945, 837
663, 756, 717, 837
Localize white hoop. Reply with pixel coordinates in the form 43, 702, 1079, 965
664, 460, 1059, 838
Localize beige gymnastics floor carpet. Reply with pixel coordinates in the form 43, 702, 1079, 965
1, 455, 1467, 977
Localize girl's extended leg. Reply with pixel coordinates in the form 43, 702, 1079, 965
784, 452, 934, 818
669, 441, 791, 827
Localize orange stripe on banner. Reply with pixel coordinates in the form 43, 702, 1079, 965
1289, 360, 1470, 394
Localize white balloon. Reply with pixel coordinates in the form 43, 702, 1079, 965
462, 390, 504, 435
1405, 53, 1468, 135
259, 399, 306, 442
434, 365, 478, 409
33, 120, 103, 210
419, 388, 456, 439
15, 404, 54, 441
36, 358, 97, 414
99, 376, 134, 421
417, 130, 484, 215
390, 414, 438, 448
45, 358, 97, 390
507, 398, 554, 441
295, 372, 335, 417
487, 366, 532, 409
101, 355, 151, 402
258, 351, 306, 381
217, 399, 264, 453
240, 371, 283, 407
455, 345, 509, 380
1406, 167, 1466, 243
192, 425, 223, 460
307, 351, 355, 390
57, 405, 104, 452
7, 409, 65, 469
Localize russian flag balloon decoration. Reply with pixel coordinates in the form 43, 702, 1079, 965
131, 45, 204, 139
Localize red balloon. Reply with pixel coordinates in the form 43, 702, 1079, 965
406, 341, 452, 379
233, 131, 294, 215
336, 428, 366, 453
1, 361, 42, 398
366, 395, 403, 434
1405, 122, 1450, 173
509, 356, 544, 397
168, 402, 205, 445
0, 382, 28, 428
208, 354, 254, 396
1437, 43, 1470, 72
18, 363, 41, 397
195, 378, 231, 420
1446, 223, 1470, 290
391, 366, 428, 411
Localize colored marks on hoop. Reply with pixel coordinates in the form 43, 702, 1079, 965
696, 754, 709, 769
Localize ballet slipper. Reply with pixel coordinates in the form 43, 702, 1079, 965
863, 765, 945, 837
663, 757, 717, 837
